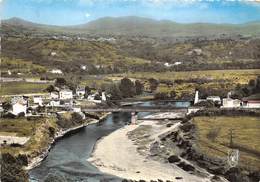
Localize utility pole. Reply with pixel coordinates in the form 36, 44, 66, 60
229, 128, 234, 148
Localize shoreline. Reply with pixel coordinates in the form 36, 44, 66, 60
88, 112, 211, 181
25, 112, 110, 171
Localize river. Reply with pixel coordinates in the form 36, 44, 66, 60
29, 101, 190, 182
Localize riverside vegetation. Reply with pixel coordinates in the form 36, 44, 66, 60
0, 112, 104, 182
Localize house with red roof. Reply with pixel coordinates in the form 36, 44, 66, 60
242, 94, 260, 108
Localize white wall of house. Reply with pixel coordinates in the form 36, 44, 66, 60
59, 90, 73, 100
194, 91, 199, 104
49, 100, 60, 107
50, 69, 63, 74
87, 94, 95, 101
12, 103, 27, 115
222, 98, 241, 108
206, 96, 221, 103
101, 92, 106, 101
50, 92, 59, 99
33, 97, 43, 106
73, 107, 81, 112
244, 101, 260, 108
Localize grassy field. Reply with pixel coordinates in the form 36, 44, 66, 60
0, 82, 49, 96
193, 116, 260, 171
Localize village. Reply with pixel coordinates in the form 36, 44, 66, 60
1, 77, 260, 147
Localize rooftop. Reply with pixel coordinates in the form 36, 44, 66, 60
243, 93, 260, 101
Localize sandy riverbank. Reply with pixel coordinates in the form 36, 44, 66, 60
88, 113, 211, 181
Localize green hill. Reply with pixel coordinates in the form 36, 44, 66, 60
2, 16, 260, 37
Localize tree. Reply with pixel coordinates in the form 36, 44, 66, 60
135, 80, 144, 95
107, 84, 122, 100
71, 112, 83, 124
148, 78, 159, 92
84, 86, 91, 98
169, 90, 176, 98
55, 78, 66, 87
119, 77, 135, 98
255, 76, 260, 92
154, 92, 168, 100
248, 79, 256, 87
1, 153, 29, 182
2, 102, 12, 111
45, 85, 55, 93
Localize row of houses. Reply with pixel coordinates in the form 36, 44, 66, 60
194, 91, 260, 108
50, 88, 107, 101
1, 88, 108, 117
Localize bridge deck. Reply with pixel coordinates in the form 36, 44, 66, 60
82, 107, 188, 112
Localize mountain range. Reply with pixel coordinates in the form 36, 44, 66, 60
2, 16, 260, 37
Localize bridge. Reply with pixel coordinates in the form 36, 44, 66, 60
82, 106, 189, 113
82, 106, 195, 124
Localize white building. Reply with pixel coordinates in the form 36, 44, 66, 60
59, 89, 73, 100
174, 62, 182, 66
76, 88, 85, 98
243, 100, 260, 108
49, 100, 60, 107
242, 96, 260, 108
81, 65, 87, 70
73, 107, 81, 113
8, 70, 12, 75
50, 91, 59, 99
50, 69, 63, 74
50, 51, 57, 56
12, 102, 27, 115
194, 90, 199, 104
87, 92, 103, 103
101, 92, 106, 101
11, 97, 28, 116
222, 98, 241, 108
206, 96, 221, 104
33, 96, 43, 106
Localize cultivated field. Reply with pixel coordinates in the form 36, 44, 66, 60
193, 116, 260, 171
109, 69, 260, 98
0, 117, 57, 156
112, 69, 260, 83
0, 82, 49, 96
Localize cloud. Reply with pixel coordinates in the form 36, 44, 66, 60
85, 12, 91, 17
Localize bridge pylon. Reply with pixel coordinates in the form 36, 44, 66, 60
131, 112, 138, 125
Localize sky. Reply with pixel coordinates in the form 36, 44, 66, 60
1, 0, 260, 25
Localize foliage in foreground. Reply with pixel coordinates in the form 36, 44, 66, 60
0, 153, 29, 182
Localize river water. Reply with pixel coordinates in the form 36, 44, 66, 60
29, 112, 132, 182
29, 101, 190, 182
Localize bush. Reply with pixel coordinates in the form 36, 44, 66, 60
206, 127, 221, 142
71, 112, 83, 124
1, 153, 29, 182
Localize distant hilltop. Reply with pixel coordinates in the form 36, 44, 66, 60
2, 16, 260, 38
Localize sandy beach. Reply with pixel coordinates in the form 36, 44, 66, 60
88, 114, 211, 181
